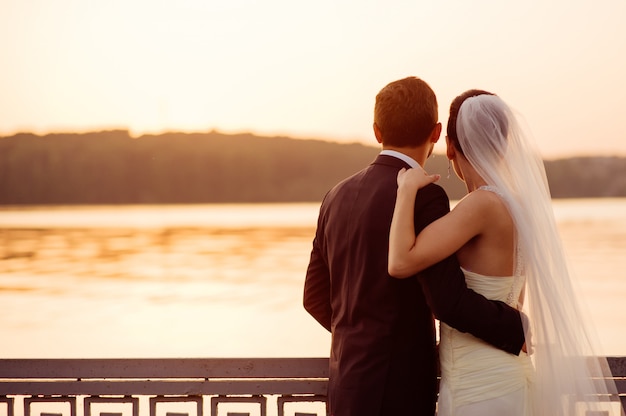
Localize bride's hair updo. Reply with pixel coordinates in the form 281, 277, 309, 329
448, 89, 511, 161
446, 89, 494, 155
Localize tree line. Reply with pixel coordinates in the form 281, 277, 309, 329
0, 130, 624, 204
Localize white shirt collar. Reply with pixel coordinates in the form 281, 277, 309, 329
379, 150, 419, 168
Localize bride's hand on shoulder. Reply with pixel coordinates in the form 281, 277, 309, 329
396, 167, 440, 192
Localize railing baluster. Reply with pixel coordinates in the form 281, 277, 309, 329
0, 397, 14, 416
210, 396, 266, 416
24, 397, 76, 416
149, 396, 202, 416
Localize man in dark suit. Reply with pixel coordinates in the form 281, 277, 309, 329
303, 76, 525, 416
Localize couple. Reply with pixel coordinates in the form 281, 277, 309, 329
303, 76, 619, 415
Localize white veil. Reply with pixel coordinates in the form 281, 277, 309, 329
456, 94, 622, 415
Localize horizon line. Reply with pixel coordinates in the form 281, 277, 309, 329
1, 128, 624, 161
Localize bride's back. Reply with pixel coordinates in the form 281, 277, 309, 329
454, 188, 516, 277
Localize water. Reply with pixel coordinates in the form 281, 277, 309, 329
0, 200, 625, 358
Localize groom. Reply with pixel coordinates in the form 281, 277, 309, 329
303, 76, 525, 416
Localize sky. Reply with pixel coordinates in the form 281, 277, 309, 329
1, 0, 625, 159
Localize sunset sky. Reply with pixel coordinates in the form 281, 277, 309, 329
1, 0, 625, 158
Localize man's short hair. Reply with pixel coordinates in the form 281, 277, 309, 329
374, 76, 438, 147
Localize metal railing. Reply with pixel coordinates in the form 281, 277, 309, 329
0, 357, 625, 416
0, 358, 327, 416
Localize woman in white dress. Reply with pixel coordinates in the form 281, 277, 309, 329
388, 90, 621, 415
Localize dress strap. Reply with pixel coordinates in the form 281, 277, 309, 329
477, 185, 503, 197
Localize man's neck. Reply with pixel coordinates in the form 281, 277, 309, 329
382, 145, 430, 167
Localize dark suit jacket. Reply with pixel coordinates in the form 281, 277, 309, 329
304, 154, 525, 416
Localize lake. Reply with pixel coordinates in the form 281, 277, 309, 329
0, 199, 625, 358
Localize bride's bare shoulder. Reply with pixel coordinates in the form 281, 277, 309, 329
453, 188, 509, 218
456, 188, 499, 206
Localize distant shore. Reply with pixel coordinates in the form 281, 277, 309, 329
1, 130, 625, 203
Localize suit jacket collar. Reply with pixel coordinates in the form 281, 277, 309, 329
373, 153, 414, 170
379, 150, 419, 168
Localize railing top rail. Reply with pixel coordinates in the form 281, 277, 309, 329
0, 357, 624, 380
0, 358, 329, 379
0, 357, 624, 398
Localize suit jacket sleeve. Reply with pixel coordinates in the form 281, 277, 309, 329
415, 184, 525, 355
303, 204, 332, 332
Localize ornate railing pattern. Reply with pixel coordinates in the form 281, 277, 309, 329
0, 357, 625, 416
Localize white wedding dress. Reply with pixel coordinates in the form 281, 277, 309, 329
437, 267, 534, 416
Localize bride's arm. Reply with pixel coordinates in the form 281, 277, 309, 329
388, 168, 485, 278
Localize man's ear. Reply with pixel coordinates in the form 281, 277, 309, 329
373, 123, 383, 144
430, 122, 442, 143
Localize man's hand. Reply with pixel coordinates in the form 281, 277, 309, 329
519, 312, 532, 355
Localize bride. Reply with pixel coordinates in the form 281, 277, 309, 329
388, 90, 621, 415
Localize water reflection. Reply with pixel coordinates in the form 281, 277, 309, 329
1, 226, 314, 283
1, 201, 625, 358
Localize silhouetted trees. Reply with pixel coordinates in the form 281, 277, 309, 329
0, 130, 623, 204
544, 156, 626, 198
